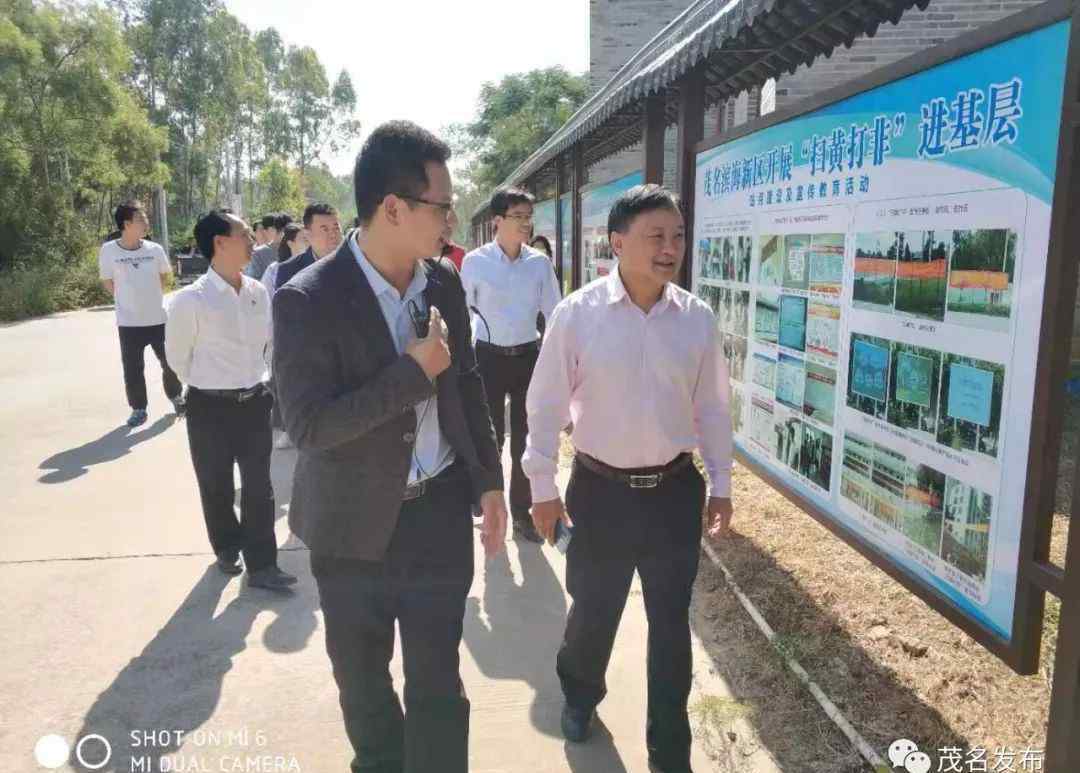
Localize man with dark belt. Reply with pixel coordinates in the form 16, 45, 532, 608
165, 209, 297, 591
461, 187, 561, 543
523, 184, 734, 773
272, 121, 508, 773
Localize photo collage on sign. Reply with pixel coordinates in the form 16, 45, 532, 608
847, 333, 1006, 460
840, 431, 995, 584
746, 232, 845, 494
699, 234, 753, 436
853, 229, 1017, 333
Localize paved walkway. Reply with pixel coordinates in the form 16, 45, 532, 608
0, 306, 781, 772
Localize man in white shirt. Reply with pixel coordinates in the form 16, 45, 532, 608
165, 209, 297, 591
99, 200, 184, 428
523, 185, 735, 773
461, 188, 561, 543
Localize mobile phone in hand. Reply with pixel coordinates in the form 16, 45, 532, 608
555, 520, 573, 554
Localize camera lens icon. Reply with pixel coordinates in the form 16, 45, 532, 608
34, 733, 112, 770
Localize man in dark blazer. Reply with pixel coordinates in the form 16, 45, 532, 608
272, 121, 507, 773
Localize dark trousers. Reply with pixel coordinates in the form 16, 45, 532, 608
558, 457, 706, 770
476, 343, 537, 519
311, 464, 474, 773
118, 324, 182, 410
185, 387, 278, 572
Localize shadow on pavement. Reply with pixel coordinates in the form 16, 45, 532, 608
70, 562, 318, 772
38, 415, 177, 484
463, 540, 628, 772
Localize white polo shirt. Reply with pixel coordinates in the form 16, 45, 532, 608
98, 239, 171, 327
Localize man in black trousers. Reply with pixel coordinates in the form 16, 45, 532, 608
273, 121, 508, 773
165, 210, 297, 590
525, 185, 735, 773
461, 188, 561, 543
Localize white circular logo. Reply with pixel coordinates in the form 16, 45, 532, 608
33, 735, 69, 769
75, 734, 112, 770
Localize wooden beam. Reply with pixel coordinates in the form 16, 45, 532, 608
571, 143, 584, 292
676, 62, 705, 290
555, 153, 566, 287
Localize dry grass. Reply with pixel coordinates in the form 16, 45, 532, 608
557, 395, 1077, 771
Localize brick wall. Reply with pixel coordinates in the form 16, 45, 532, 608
774, 0, 1046, 110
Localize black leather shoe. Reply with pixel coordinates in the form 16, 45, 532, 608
215, 552, 242, 575
560, 703, 593, 743
247, 566, 297, 590
513, 517, 544, 544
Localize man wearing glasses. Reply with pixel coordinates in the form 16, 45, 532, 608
272, 121, 508, 773
461, 188, 561, 543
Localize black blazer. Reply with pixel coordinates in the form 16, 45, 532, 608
272, 241, 504, 560
274, 246, 317, 290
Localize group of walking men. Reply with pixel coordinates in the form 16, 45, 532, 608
98, 119, 734, 773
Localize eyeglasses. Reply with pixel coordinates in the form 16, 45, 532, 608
398, 195, 455, 221
501, 213, 534, 223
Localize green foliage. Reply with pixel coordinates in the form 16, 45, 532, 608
0, 0, 167, 269
0, 253, 113, 322
450, 67, 588, 192
302, 165, 356, 225
256, 157, 305, 217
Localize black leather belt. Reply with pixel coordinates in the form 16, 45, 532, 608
402, 461, 462, 502
575, 452, 693, 489
191, 384, 268, 402
476, 339, 540, 357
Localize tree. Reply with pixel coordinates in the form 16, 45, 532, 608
282, 47, 328, 174
0, 0, 167, 267
256, 157, 305, 217
451, 67, 588, 192
302, 165, 356, 225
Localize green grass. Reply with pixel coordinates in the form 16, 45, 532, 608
0, 255, 114, 322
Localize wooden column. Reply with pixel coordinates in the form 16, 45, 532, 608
643, 94, 666, 185
571, 143, 584, 292
676, 63, 706, 289
555, 155, 566, 287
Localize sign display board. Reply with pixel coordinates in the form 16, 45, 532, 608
533, 198, 557, 249
691, 18, 1071, 659
581, 170, 643, 284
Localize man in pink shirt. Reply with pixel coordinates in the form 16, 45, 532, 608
523, 184, 734, 773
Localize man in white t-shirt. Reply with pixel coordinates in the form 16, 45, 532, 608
99, 200, 184, 427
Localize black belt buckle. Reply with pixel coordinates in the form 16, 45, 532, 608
629, 473, 661, 489
402, 481, 426, 501
237, 388, 256, 403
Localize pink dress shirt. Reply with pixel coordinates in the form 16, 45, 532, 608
522, 269, 733, 503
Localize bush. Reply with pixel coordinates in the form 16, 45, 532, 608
0, 255, 113, 322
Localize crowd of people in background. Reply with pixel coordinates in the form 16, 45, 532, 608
94, 119, 733, 773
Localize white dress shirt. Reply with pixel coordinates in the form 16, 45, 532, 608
261, 261, 281, 296
165, 268, 270, 389
461, 241, 561, 346
522, 269, 733, 503
348, 233, 455, 485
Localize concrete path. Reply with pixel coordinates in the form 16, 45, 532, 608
0, 306, 781, 773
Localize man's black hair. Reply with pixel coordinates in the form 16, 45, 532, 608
274, 212, 294, 231
303, 202, 338, 228
194, 209, 236, 260
353, 121, 451, 225
607, 184, 681, 240
114, 200, 145, 232
489, 187, 535, 218
260, 214, 277, 230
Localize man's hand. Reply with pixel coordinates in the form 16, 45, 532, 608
706, 496, 734, 540
479, 490, 507, 558
532, 498, 572, 546
406, 306, 451, 380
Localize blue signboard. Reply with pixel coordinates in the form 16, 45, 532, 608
948, 363, 994, 427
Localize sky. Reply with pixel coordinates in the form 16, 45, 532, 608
223, 0, 591, 175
